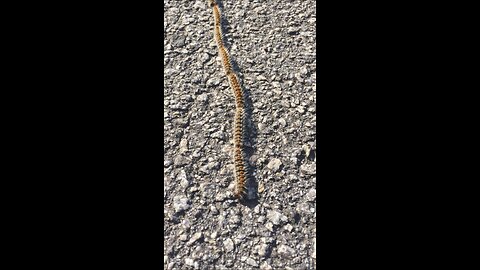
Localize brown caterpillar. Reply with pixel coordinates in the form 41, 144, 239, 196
213, 5, 221, 26
214, 25, 224, 46
227, 73, 244, 108
209, 0, 248, 200
219, 46, 233, 75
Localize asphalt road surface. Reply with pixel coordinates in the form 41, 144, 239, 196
164, 0, 316, 269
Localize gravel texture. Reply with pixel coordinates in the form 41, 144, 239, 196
164, 0, 316, 269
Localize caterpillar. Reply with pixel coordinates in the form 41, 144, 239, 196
209, 0, 248, 200
214, 26, 224, 46
219, 46, 233, 75
227, 73, 244, 108
212, 4, 222, 27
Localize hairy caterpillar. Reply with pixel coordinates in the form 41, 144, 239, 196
214, 26, 224, 46
209, 0, 248, 200
213, 5, 221, 26
227, 73, 244, 108
219, 46, 233, 75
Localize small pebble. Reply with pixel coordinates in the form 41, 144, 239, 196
187, 232, 203, 246
245, 258, 259, 267
306, 188, 316, 202
278, 244, 296, 258
267, 158, 282, 172
267, 210, 288, 225
260, 262, 273, 270
223, 238, 235, 252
